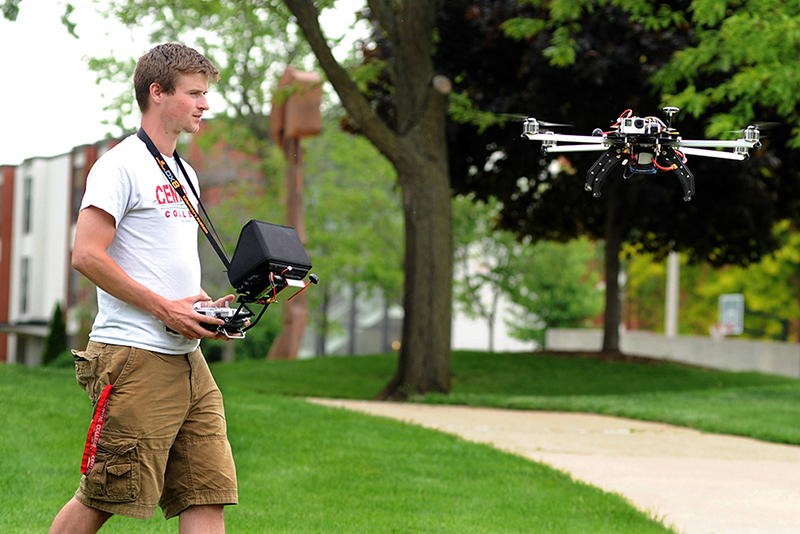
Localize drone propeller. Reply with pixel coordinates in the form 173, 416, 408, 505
726, 122, 779, 138
496, 113, 572, 128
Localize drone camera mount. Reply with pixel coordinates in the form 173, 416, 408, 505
619, 116, 663, 136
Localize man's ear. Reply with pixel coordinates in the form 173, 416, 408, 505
149, 82, 164, 104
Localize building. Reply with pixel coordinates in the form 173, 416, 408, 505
0, 141, 108, 364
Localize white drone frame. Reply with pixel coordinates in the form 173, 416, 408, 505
521, 107, 761, 201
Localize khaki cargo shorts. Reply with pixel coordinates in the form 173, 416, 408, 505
72, 341, 238, 520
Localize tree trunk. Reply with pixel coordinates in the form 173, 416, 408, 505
348, 282, 357, 354
316, 288, 330, 357
487, 290, 499, 353
602, 190, 623, 353
267, 291, 309, 360
381, 295, 392, 353
378, 135, 452, 399
221, 343, 235, 362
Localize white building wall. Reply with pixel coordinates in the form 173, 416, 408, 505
7, 154, 71, 364
451, 289, 537, 353
450, 249, 537, 353
546, 328, 800, 379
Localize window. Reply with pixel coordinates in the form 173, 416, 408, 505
72, 150, 86, 222
20, 256, 29, 314
22, 176, 33, 234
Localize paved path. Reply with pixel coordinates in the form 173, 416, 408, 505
308, 399, 800, 534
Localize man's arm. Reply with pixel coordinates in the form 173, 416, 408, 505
72, 206, 223, 340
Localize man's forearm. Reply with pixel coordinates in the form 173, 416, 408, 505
73, 249, 169, 322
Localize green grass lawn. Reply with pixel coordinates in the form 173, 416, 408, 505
4, 349, 799, 532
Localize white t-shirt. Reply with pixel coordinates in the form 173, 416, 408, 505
80, 134, 203, 354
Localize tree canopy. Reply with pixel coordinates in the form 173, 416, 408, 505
436, 0, 800, 350
1, 0, 20, 21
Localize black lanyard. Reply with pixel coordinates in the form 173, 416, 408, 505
136, 128, 231, 270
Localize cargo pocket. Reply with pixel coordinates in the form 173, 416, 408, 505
82, 435, 140, 503
73, 348, 100, 404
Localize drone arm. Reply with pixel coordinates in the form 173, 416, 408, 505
543, 144, 609, 153
524, 133, 605, 143
678, 147, 748, 161
678, 139, 756, 149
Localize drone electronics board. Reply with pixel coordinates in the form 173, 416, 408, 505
521, 107, 761, 201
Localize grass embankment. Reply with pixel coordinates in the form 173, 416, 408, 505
4, 350, 798, 532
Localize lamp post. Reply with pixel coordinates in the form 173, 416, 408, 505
665, 251, 680, 338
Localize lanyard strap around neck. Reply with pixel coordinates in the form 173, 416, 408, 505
136, 128, 231, 270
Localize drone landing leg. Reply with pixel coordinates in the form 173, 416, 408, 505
660, 149, 695, 201
585, 148, 625, 198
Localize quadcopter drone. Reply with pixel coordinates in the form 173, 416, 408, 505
521, 107, 761, 201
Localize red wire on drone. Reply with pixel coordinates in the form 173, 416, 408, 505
287, 280, 312, 302
653, 159, 678, 171
269, 272, 277, 302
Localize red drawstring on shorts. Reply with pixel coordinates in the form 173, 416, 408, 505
80, 384, 113, 475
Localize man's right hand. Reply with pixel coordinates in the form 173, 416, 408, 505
160, 294, 226, 340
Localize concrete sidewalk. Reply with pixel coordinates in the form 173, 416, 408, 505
308, 399, 800, 534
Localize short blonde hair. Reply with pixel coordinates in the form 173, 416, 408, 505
134, 43, 220, 113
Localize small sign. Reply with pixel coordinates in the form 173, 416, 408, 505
718, 294, 744, 335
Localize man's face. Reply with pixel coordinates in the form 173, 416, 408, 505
161, 72, 210, 135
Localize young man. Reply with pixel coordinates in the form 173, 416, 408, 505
49, 43, 238, 534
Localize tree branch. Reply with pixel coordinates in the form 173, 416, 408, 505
283, 0, 399, 162
392, 0, 439, 134
366, 0, 397, 41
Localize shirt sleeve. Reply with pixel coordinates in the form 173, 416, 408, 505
80, 152, 135, 226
